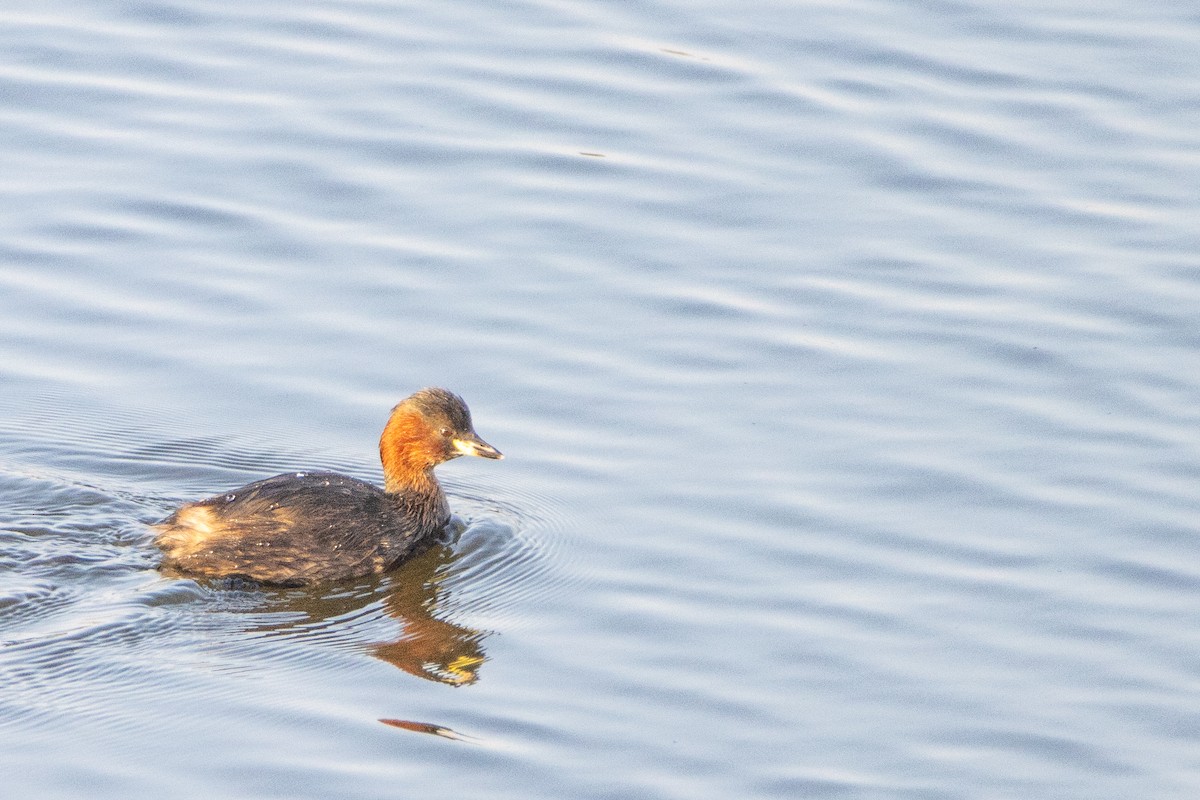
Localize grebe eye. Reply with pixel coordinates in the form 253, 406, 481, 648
440, 427, 451, 437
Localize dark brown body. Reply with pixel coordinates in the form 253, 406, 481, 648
155, 472, 448, 586
154, 389, 502, 586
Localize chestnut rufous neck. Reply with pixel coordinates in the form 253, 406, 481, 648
379, 407, 443, 495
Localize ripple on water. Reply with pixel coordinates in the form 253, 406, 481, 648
0, 579, 78, 633
440, 481, 580, 625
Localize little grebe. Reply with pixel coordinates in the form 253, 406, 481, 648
154, 388, 502, 586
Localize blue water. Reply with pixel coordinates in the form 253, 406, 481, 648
1, 1, 1199, 798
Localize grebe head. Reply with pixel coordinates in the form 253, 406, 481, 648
404, 387, 503, 462
380, 388, 502, 492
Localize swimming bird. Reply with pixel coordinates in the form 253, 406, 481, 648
154, 388, 502, 586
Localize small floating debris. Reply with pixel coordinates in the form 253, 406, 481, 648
379, 718, 479, 743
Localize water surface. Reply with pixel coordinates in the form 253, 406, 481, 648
1, 1, 1199, 798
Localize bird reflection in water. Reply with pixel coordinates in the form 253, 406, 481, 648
248, 529, 490, 688
369, 539, 487, 686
